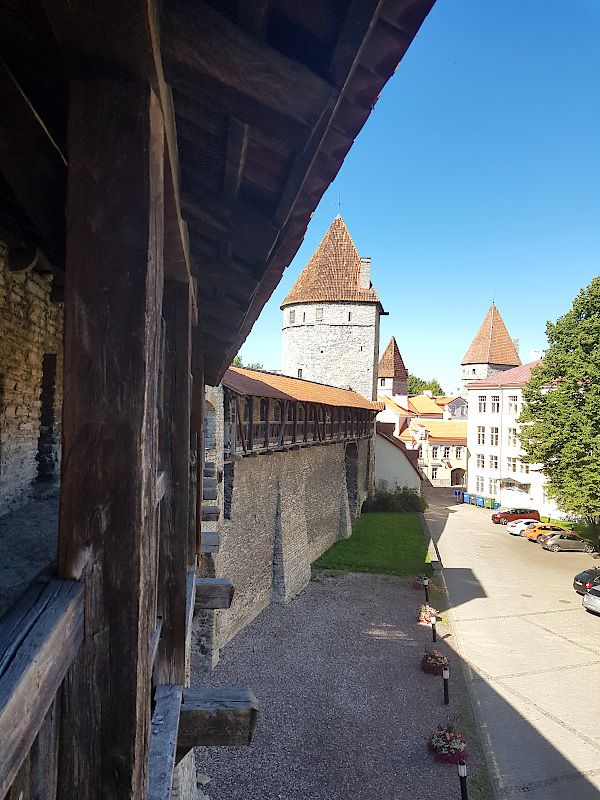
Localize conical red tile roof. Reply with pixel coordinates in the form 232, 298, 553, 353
378, 337, 408, 379
462, 305, 521, 366
280, 216, 381, 307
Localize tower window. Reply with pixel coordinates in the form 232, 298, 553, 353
289, 310, 295, 324
348, 312, 352, 321
316, 307, 323, 321
380, 378, 385, 386
298, 369, 302, 378
303, 312, 306, 322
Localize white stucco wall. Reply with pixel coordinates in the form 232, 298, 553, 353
281, 302, 380, 401
375, 434, 422, 493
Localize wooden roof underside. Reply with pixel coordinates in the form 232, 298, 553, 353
0, 0, 435, 384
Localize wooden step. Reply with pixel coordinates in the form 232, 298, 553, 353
195, 578, 234, 611
201, 506, 219, 522
200, 531, 220, 554
202, 486, 218, 501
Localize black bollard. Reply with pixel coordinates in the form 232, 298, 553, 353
431, 612, 437, 642
423, 577, 430, 604
443, 666, 450, 705
458, 760, 469, 800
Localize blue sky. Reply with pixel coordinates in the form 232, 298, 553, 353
236, 0, 600, 394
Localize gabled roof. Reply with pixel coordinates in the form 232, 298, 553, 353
434, 396, 461, 406
409, 419, 468, 442
465, 360, 543, 388
378, 337, 408, 379
224, 367, 383, 411
378, 396, 413, 416
407, 395, 443, 416
462, 305, 521, 367
280, 216, 382, 308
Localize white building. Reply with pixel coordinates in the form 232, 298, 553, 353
465, 360, 563, 518
375, 423, 423, 493
281, 215, 384, 401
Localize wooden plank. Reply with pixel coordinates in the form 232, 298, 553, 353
147, 684, 183, 800
163, 2, 336, 151
57, 80, 164, 800
177, 687, 258, 754
156, 470, 167, 505
151, 618, 163, 668
201, 506, 219, 522
200, 532, 220, 554
194, 579, 234, 611
202, 486, 218, 501
0, 579, 83, 798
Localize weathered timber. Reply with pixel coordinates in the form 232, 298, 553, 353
191, 321, 204, 556
200, 532, 220, 554
163, 2, 336, 151
194, 579, 234, 611
202, 486, 218, 501
151, 618, 163, 668
176, 687, 258, 758
203, 461, 215, 478
156, 470, 167, 504
157, 280, 192, 686
203, 477, 217, 491
147, 684, 183, 800
57, 81, 164, 800
201, 506, 219, 523
0, 579, 83, 798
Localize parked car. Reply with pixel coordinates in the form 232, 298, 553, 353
507, 519, 540, 536
524, 523, 572, 541
583, 585, 600, 614
573, 567, 600, 595
541, 533, 596, 553
491, 507, 540, 525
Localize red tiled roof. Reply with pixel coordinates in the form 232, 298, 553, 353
378, 396, 413, 416
409, 419, 467, 442
224, 367, 383, 410
407, 395, 443, 416
462, 304, 521, 367
465, 360, 544, 388
378, 337, 408, 379
280, 216, 382, 308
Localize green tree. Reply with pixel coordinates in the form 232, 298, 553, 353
407, 374, 444, 396
232, 355, 263, 370
519, 277, 600, 532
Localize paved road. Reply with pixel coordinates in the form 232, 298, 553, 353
425, 489, 600, 799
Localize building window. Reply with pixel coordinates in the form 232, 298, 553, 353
478, 395, 486, 413
520, 461, 530, 474
477, 426, 485, 445
490, 455, 498, 470
508, 395, 518, 414
298, 369, 302, 378
508, 427, 517, 447
542, 485, 550, 503
431, 467, 438, 480
455, 447, 463, 459
476, 475, 485, 492
316, 307, 323, 321
380, 378, 385, 387
303, 312, 306, 322
443, 446, 451, 458
489, 478, 498, 496
432, 446, 439, 458
348, 312, 352, 321
476, 453, 485, 468
491, 395, 500, 412
490, 427, 499, 446
507, 457, 517, 473
289, 310, 295, 324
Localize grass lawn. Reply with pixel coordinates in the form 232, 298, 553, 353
312, 512, 433, 578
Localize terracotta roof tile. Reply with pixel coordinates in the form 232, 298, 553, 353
378, 396, 413, 416
378, 337, 408, 379
409, 419, 467, 441
407, 395, 443, 415
280, 216, 382, 308
465, 359, 543, 388
224, 367, 383, 410
462, 304, 521, 367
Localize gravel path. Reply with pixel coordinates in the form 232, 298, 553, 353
192, 570, 490, 800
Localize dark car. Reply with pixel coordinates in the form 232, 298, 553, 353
491, 507, 540, 525
541, 533, 596, 553
573, 567, 600, 595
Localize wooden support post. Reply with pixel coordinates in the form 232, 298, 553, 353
292, 402, 297, 444
248, 395, 254, 451
194, 578, 234, 611
278, 401, 287, 448
57, 80, 164, 800
235, 396, 248, 454
176, 687, 258, 759
264, 397, 270, 449
191, 322, 204, 558
147, 684, 183, 800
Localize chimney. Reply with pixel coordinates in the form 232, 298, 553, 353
513, 337, 519, 355
359, 257, 371, 290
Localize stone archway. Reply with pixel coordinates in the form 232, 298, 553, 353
451, 468, 465, 486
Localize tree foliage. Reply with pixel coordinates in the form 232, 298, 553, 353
232, 355, 263, 370
407, 374, 444, 396
519, 277, 600, 529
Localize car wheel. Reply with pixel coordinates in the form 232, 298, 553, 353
550, 544, 560, 552
500, 518, 508, 525
584, 543, 595, 554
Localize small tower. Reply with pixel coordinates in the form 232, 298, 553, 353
378, 337, 408, 398
461, 304, 521, 387
281, 216, 384, 400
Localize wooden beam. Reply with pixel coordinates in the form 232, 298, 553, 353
177, 687, 258, 757
162, 1, 336, 151
147, 684, 183, 800
200, 532, 220, 554
0, 579, 84, 798
194, 578, 234, 611
57, 81, 164, 799
235, 396, 248, 455
201, 505, 220, 523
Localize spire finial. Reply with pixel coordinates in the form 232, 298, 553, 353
335, 193, 343, 217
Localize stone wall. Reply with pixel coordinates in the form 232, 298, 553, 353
0, 246, 63, 515
281, 302, 380, 400
213, 437, 372, 649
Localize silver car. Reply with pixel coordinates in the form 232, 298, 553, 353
542, 533, 596, 553
583, 586, 600, 614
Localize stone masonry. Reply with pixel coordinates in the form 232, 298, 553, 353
0, 245, 63, 515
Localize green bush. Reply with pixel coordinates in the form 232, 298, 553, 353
362, 485, 427, 514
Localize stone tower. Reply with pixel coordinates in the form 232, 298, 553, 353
461, 304, 521, 387
378, 337, 408, 397
281, 216, 384, 401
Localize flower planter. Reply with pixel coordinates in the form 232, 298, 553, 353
417, 604, 440, 625
428, 726, 467, 764
421, 649, 450, 675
